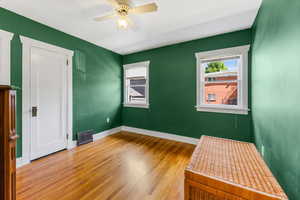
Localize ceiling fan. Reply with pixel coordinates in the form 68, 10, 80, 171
94, 0, 158, 29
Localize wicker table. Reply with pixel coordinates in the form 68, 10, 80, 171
185, 136, 288, 200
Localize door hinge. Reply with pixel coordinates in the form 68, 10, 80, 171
66, 59, 69, 66
66, 134, 69, 140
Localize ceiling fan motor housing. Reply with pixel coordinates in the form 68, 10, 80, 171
117, 4, 129, 16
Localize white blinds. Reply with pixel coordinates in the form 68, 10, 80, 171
125, 66, 147, 78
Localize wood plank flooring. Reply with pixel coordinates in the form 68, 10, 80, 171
16, 131, 195, 200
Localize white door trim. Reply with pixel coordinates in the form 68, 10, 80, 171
20, 36, 74, 163
0, 29, 14, 85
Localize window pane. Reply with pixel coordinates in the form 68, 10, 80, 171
130, 79, 146, 85
203, 57, 239, 105
127, 84, 146, 104
126, 77, 146, 104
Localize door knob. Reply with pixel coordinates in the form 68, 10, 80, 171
32, 106, 38, 117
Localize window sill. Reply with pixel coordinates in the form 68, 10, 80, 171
124, 103, 149, 109
195, 105, 249, 115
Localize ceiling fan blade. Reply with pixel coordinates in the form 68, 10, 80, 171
127, 15, 141, 31
106, 0, 119, 8
129, 3, 158, 14
126, 16, 134, 27
117, 0, 133, 6
94, 13, 117, 21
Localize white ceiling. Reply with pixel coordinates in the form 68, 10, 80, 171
1, 0, 261, 55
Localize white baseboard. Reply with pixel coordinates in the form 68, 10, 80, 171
67, 126, 122, 150
16, 157, 30, 168
93, 126, 122, 141
67, 141, 77, 150
17, 126, 197, 168
121, 126, 199, 145
17, 126, 122, 168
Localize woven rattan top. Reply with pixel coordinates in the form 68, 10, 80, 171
186, 136, 288, 200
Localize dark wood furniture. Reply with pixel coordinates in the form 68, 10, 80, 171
0, 85, 17, 200
185, 135, 288, 200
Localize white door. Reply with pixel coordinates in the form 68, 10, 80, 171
30, 46, 68, 160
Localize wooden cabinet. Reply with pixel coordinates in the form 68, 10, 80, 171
185, 136, 288, 200
0, 86, 17, 200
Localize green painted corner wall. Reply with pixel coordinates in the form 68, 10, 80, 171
122, 30, 253, 142
0, 7, 123, 158
251, 0, 300, 199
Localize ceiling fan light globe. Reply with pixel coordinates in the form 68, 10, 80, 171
117, 18, 128, 29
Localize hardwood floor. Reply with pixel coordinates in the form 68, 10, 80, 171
16, 131, 195, 200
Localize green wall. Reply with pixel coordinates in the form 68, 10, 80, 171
0, 8, 123, 158
252, 0, 300, 199
3, 1, 298, 198
123, 30, 253, 142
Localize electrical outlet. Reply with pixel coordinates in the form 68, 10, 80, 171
106, 117, 110, 123
261, 145, 265, 157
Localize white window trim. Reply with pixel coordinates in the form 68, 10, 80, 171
0, 29, 14, 85
195, 45, 250, 115
123, 61, 150, 109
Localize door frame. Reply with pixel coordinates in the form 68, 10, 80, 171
0, 29, 14, 85
21, 36, 74, 164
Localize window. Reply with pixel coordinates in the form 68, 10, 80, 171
195, 45, 250, 114
207, 94, 216, 102
123, 61, 149, 108
207, 77, 216, 82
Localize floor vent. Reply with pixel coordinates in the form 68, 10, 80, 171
77, 130, 94, 146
